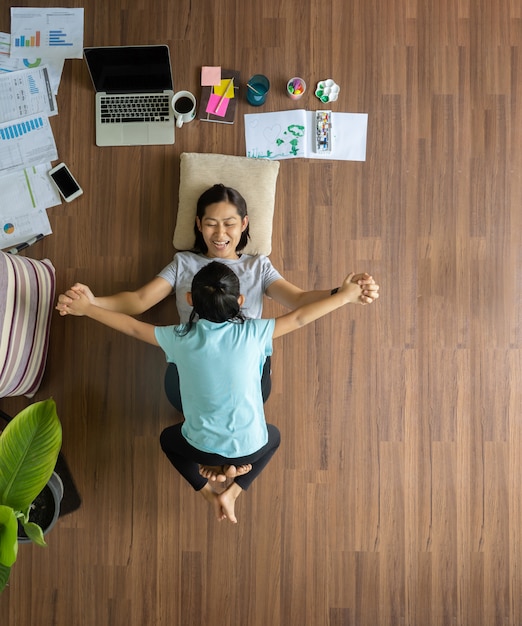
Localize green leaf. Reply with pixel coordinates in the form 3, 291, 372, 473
0, 505, 18, 567
15, 506, 30, 525
0, 399, 62, 511
0, 562, 11, 593
19, 521, 46, 547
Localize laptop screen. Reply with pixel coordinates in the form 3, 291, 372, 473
84, 45, 173, 94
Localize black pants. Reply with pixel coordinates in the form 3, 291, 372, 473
164, 356, 272, 412
160, 423, 281, 491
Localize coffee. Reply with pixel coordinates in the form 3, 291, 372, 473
174, 96, 194, 114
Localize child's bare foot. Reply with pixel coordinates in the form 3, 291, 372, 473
199, 465, 227, 482
216, 482, 243, 524
199, 483, 227, 521
223, 464, 252, 478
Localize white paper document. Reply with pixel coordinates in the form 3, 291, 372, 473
0, 208, 52, 249
10, 7, 84, 60
0, 163, 58, 249
244, 109, 368, 161
0, 163, 61, 213
0, 32, 65, 95
0, 114, 58, 174
0, 66, 58, 122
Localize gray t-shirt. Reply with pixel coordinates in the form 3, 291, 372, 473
157, 251, 283, 323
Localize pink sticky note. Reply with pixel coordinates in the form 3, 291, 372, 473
206, 93, 230, 117
201, 66, 221, 86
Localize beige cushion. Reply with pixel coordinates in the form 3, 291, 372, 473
174, 152, 280, 256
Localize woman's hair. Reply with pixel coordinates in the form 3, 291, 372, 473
179, 261, 246, 334
192, 184, 250, 253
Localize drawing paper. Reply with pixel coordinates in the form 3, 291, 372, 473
244, 109, 368, 161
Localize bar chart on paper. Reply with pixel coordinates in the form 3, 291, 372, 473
0, 68, 57, 121
28, 74, 39, 94
14, 31, 41, 48
14, 28, 76, 50
49, 30, 73, 47
14, 29, 73, 49
0, 114, 58, 174
10, 7, 84, 59
0, 116, 45, 140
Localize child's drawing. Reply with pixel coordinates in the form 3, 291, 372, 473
245, 110, 308, 159
244, 109, 369, 162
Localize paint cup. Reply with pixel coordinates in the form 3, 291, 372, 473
246, 74, 270, 106
172, 90, 197, 127
286, 77, 306, 100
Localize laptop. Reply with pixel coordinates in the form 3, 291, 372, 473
84, 45, 175, 147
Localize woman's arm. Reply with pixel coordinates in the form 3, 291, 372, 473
273, 273, 365, 339
56, 276, 173, 316
266, 273, 379, 309
265, 279, 330, 309
59, 289, 160, 346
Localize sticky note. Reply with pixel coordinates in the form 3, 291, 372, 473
206, 93, 230, 117
201, 66, 221, 86
213, 79, 234, 99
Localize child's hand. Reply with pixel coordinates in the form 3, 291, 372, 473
57, 288, 91, 317
351, 273, 380, 304
56, 283, 96, 316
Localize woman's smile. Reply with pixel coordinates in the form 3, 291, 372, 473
197, 201, 249, 259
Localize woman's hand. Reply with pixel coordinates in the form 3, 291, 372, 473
56, 283, 95, 316
56, 287, 91, 317
351, 272, 380, 304
339, 273, 365, 303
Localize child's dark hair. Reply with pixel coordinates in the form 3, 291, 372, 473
179, 262, 246, 334
192, 184, 250, 253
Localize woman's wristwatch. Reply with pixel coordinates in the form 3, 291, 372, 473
330, 287, 339, 295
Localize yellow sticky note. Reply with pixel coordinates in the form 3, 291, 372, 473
213, 78, 234, 99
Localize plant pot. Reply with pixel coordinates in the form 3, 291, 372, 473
17, 472, 64, 544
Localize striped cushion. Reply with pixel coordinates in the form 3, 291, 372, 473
0, 251, 56, 398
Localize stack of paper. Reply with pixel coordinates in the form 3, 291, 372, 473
0, 7, 84, 250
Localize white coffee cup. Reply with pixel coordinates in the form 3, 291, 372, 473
172, 91, 197, 127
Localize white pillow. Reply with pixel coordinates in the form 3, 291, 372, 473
173, 153, 280, 256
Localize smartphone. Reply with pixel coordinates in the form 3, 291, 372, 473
48, 162, 83, 202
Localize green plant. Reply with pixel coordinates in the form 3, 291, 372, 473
0, 399, 62, 593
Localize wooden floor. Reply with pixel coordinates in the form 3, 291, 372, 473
1, 0, 521, 624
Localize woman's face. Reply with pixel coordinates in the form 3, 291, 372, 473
196, 201, 248, 259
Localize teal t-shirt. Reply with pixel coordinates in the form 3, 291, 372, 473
155, 318, 275, 457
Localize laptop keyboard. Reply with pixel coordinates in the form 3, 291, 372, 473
100, 94, 171, 123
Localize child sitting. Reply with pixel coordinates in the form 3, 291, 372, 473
59, 261, 375, 523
